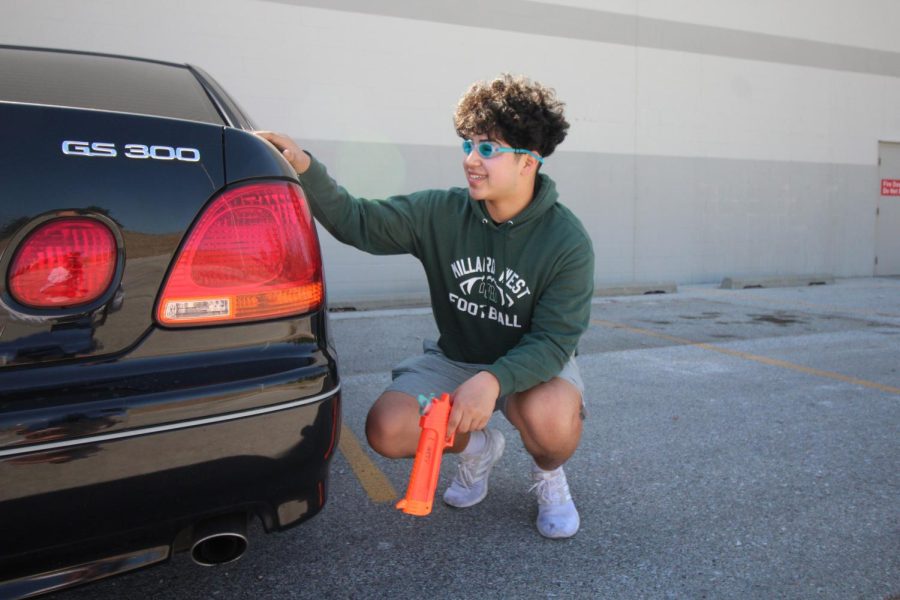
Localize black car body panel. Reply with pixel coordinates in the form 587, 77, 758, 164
0, 46, 340, 596
0, 102, 226, 363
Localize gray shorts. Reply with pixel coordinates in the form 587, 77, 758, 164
385, 339, 585, 417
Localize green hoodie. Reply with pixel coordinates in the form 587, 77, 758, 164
298, 156, 594, 397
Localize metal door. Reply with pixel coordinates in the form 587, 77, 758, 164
876, 142, 900, 275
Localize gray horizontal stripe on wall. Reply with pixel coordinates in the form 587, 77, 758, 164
262, 0, 900, 78
299, 139, 876, 205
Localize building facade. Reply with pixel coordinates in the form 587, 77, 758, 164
5, 0, 900, 303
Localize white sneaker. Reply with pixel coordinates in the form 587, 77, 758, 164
442, 429, 505, 508
530, 465, 580, 538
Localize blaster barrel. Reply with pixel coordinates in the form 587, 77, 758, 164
396, 393, 454, 516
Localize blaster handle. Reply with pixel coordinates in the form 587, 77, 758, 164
396, 393, 454, 516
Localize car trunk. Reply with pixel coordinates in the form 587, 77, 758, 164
0, 101, 225, 369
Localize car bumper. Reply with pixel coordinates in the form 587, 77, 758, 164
0, 384, 340, 595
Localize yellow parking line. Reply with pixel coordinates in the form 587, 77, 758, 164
339, 423, 399, 503
592, 319, 900, 395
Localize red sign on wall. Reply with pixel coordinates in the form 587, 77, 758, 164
882, 179, 900, 196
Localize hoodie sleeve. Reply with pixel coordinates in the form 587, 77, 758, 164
297, 154, 424, 257
484, 236, 594, 397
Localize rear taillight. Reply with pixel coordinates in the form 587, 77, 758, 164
7, 218, 117, 308
157, 181, 323, 326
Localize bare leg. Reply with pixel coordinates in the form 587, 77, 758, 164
505, 377, 583, 538
503, 378, 583, 470
365, 391, 469, 458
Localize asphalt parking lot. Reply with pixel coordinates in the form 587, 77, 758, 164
58, 277, 899, 600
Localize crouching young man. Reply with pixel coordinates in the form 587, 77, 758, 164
257, 74, 594, 538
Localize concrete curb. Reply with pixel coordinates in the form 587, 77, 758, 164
329, 295, 432, 312
720, 274, 834, 289
593, 282, 677, 297
328, 282, 679, 312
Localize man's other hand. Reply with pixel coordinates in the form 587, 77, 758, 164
447, 371, 500, 437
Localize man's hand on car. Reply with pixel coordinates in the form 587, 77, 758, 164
255, 131, 311, 174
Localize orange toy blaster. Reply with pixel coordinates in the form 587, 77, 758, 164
396, 392, 455, 516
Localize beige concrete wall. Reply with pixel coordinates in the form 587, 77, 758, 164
5, 0, 900, 301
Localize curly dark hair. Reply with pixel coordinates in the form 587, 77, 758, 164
454, 74, 569, 160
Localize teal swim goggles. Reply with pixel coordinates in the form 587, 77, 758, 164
462, 139, 544, 164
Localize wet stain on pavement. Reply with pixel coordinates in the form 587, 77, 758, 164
748, 313, 805, 326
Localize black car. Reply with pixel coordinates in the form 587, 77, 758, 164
0, 46, 341, 597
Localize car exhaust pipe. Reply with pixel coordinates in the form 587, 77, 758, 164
190, 513, 249, 567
